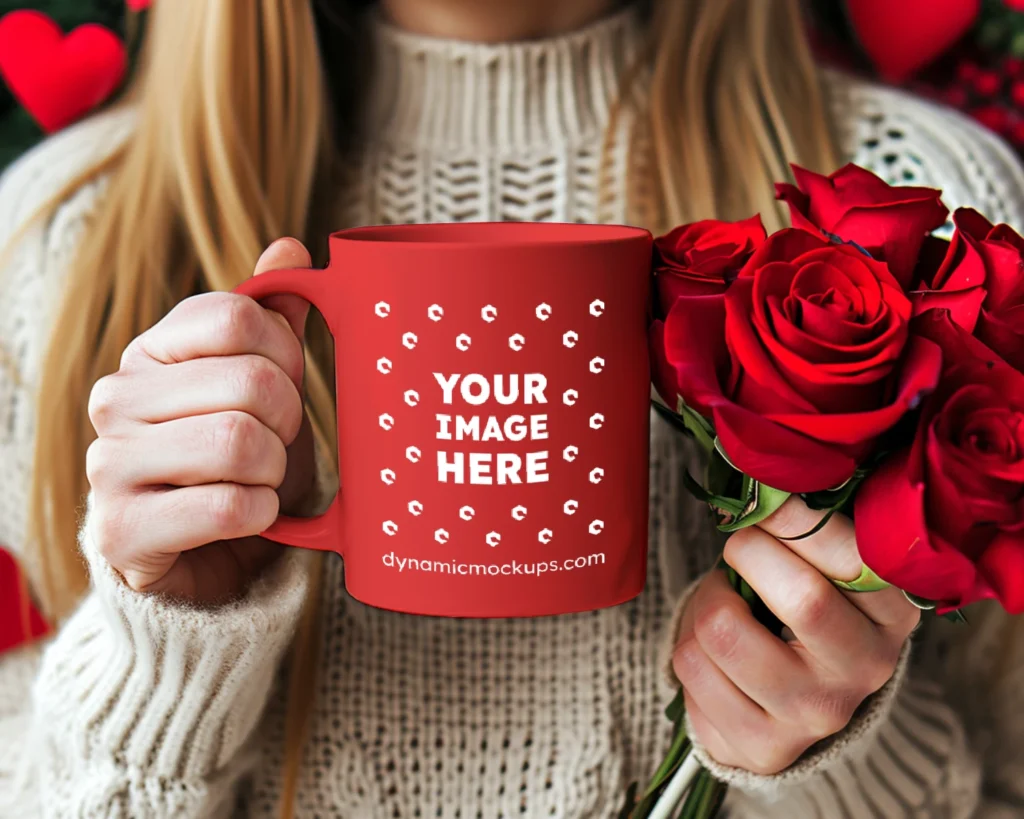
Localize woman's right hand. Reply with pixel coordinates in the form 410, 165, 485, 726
85, 238, 318, 603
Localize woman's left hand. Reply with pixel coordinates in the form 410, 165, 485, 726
671, 497, 920, 775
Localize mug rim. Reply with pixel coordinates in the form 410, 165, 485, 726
330, 221, 651, 250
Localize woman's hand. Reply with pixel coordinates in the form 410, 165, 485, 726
671, 497, 920, 775
86, 238, 317, 603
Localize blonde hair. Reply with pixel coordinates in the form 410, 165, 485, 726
24, 0, 839, 815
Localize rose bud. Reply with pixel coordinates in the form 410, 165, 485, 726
855, 310, 1024, 614
653, 216, 767, 312
776, 163, 949, 288
650, 228, 942, 493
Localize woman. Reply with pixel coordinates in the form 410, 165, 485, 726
0, 0, 1022, 816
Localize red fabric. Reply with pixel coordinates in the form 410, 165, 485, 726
845, 0, 981, 82
0, 546, 49, 656
0, 10, 126, 133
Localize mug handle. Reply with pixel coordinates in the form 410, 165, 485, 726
233, 267, 343, 554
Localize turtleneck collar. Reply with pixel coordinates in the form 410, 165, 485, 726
365, 3, 645, 151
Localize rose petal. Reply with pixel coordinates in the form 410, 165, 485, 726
781, 298, 875, 350
782, 164, 948, 288
755, 291, 910, 413
831, 200, 950, 287
775, 182, 823, 238
910, 286, 986, 333
656, 295, 731, 417
812, 163, 943, 209
912, 308, 1014, 372
725, 277, 818, 412
711, 401, 858, 493
649, 319, 683, 410
790, 251, 885, 319
854, 449, 981, 605
766, 270, 909, 374
928, 213, 988, 292
982, 245, 1024, 309
954, 208, 1024, 309
770, 299, 885, 365
988, 221, 1024, 252
924, 423, 988, 546
737, 228, 830, 279
768, 298, 906, 375
978, 532, 1024, 614
657, 268, 730, 305
766, 335, 942, 445
654, 216, 768, 310
977, 307, 1024, 372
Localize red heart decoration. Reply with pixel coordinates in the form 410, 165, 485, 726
126, 0, 154, 11
0, 546, 49, 656
846, 0, 980, 83
0, 10, 126, 133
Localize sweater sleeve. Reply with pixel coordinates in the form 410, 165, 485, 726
0, 108, 318, 817
24, 497, 311, 818
0, 644, 44, 816
657, 575, 989, 818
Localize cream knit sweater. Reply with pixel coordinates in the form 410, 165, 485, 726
2, 7, 1024, 818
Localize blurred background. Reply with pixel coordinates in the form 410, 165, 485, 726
4, 1, 1024, 173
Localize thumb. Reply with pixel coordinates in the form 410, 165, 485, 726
252, 237, 312, 340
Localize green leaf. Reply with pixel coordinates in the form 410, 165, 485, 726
627, 728, 693, 816
651, 399, 691, 435
736, 577, 759, 606
677, 397, 716, 454
802, 467, 870, 512
702, 440, 792, 533
681, 471, 747, 519
665, 687, 685, 723
717, 481, 791, 533
903, 592, 938, 611
678, 768, 729, 819
831, 565, 890, 593
713, 437, 740, 471
640, 727, 691, 798
706, 448, 740, 498
650, 398, 716, 455
678, 769, 709, 819
942, 609, 969, 625
697, 774, 729, 819
740, 473, 755, 504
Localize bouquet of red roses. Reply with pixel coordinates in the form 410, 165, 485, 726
624, 164, 1024, 819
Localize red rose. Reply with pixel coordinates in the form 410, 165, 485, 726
908, 209, 991, 331
978, 281, 1024, 372
650, 229, 942, 493
954, 210, 1024, 372
654, 216, 767, 308
855, 311, 1024, 613
776, 163, 949, 288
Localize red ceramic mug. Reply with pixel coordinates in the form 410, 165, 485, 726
234, 222, 652, 617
